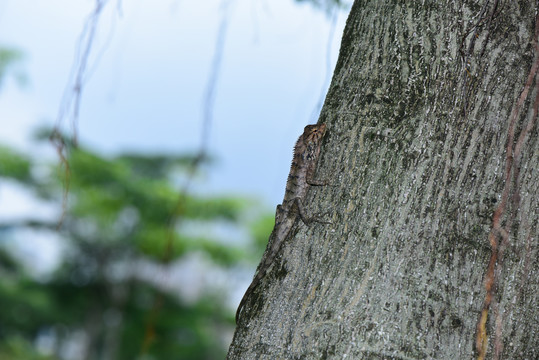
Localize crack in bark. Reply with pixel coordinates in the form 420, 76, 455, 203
458, 0, 502, 117
475, 10, 539, 360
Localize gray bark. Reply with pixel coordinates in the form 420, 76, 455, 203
228, 1, 539, 359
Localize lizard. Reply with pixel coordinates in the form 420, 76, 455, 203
236, 122, 330, 323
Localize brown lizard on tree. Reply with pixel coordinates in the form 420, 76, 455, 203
236, 123, 330, 323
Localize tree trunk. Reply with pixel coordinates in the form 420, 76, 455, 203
228, 1, 539, 359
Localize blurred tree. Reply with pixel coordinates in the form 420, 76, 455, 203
0, 137, 271, 360
0, 1, 353, 358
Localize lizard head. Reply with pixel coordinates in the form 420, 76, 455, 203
303, 123, 327, 145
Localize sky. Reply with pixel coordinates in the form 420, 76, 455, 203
0, 0, 349, 307
0, 0, 348, 205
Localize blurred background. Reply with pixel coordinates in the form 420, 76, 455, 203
0, 0, 349, 358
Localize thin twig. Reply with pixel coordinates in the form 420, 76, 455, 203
140, 0, 234, 354
51, 0, 113, 226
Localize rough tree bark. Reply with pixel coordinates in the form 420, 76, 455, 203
228, 1, 538, 359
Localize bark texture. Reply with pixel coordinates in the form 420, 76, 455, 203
228, 1, 539, 359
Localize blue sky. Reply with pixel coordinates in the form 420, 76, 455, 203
0, 0, 349, 285
0, 0, 348, 205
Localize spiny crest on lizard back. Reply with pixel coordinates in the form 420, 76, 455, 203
235, 122, 329, 323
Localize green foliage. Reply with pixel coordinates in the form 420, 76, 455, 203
0, 278, 58, 335
0, 139, 272, 359
118, 288, 228, 360
249, 212, 276, 259
0, 336, 57, 360
0, 146, 32, 182
118, 152, 214, 179
0, 47, 27, 89
0, 248, 22, 273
